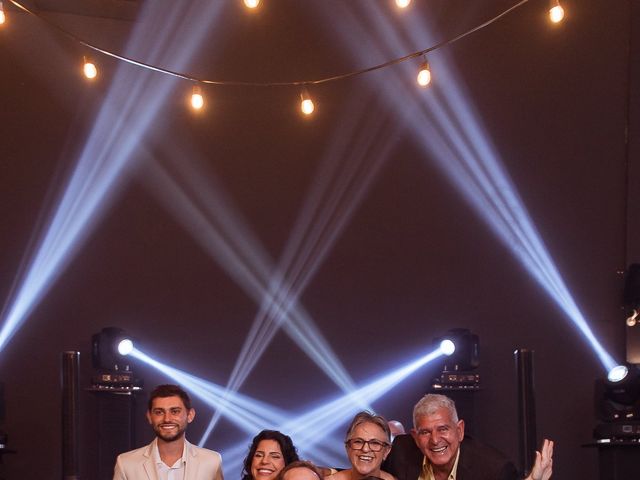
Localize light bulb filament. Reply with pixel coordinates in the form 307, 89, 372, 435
549, 1, 565, 23
300, 90, 315, 115
417, 61, 431, 87
191, 86, 204, 110
83, 57, 97, 79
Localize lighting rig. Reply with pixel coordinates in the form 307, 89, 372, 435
90, 327, 141, 390
431, 328, 480, 391
594, 364, 640, 442
592, 266, 640, 442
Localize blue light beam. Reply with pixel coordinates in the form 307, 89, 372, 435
132, 347, 347, 469
221, 345, 446, 473
310, 1, 618, 372
142, 154, 362, 399
131, 348, 288, 433
137, 95, 399, 444
0, 1, 230, 353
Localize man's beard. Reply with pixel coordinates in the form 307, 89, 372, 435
154, 423, 186, 443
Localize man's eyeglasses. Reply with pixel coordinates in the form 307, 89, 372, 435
345, 438, 390, 452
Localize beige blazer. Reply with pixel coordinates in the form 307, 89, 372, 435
113, 438, 224, 480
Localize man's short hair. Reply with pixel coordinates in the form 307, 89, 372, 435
345, 411, 391, 441
148, 384, 192, 411
278, 460, 323, 480
412, 394, 459, 427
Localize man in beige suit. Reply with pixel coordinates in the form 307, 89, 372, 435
113, 384, 224, 480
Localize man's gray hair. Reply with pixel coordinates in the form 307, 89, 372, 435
412, 394, 459, 427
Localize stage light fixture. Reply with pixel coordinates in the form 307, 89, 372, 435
417, 60, 431, 87
432, 328, 480, 390
191, 85, 204, 110
83, 56, 97, 79
440, 339, 455, 356
117, 338, 134, 356
300, 90, 315, 115
604, 366, 640, 408
594, 365, 640, 441
441, 328, 479, 371
0, 2, 6, 25
549, 0, 565, 24
608, 365, 629, 383
91, 327, 140, 389
395, 0, 411, 8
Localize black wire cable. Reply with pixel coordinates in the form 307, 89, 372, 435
7, 0, 531, 87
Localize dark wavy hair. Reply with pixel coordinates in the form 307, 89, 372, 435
148, 384, 192, 411
241, 430, 299, 480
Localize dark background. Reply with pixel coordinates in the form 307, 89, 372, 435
0, 0, 638, 478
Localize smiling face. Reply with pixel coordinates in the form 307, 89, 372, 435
345, 421, 391, 478
411, 407, 464, 475
146, 395, 195, 444
251, 439, 286, 480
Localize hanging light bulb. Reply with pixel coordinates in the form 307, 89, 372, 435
417, 60, 431, 87
300, 90, 315, 116
395, 0, 411, 8
0, 2, 6, 25
191, 85, 204, 110
83, 56, 98, 79
244, 0, 260, 8
549, 0, 565, 23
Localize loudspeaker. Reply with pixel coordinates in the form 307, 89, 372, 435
92, 391, 137, 480
596, 444, 640, 480
0, 382, 5, 423
62, 351, 80, 480
515, 348, 537, 478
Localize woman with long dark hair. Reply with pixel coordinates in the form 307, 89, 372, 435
242, 430, 300, 480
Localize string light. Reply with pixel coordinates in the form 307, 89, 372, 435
416, 59, 431, 87
0, 2, 6, 25
83, 56, 97, 79
300, 90, 315, 116
549, 0, 565, 23
5, 0, 563, 113
6, 0, 536, 88
243, 0, 260, 9
191, 85, 205, 111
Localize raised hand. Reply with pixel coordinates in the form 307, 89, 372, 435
525, 438, 554, 480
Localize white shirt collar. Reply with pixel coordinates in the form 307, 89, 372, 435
151, 437, 189, 468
